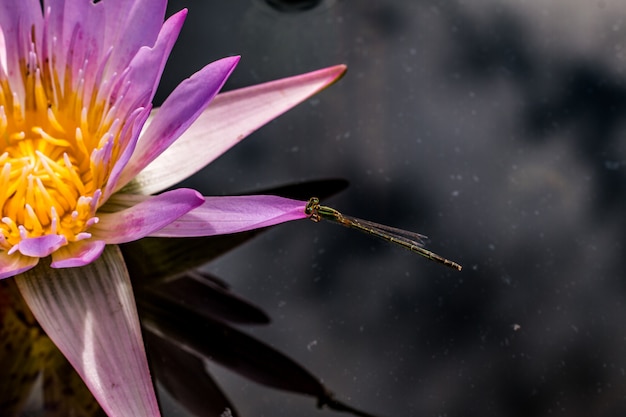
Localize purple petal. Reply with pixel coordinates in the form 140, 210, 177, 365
101, 0, 168, 76
91, 189, 205, 243
115, 56, 240, 191
13, 234, 67, 258
125, 65, 347, 195
15, 245, 161, 417
150, 195, 308, 237
50, 240, 106, 268
0, 252, 38, 279
0, 0, 43, 86
0, 0, 41, 43
44, 0, 100, 50
45, 0, 167, 74
43, 0, 104, 89
112, 9, 187, 118
103, 105, 152, 200
43, 1, 174, 115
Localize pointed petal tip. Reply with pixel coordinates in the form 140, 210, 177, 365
207, 55, 240, 82
310, 64, 348, 91
328, 63, 348, 81
201, 55, 240, 84
167, 7, 189, 29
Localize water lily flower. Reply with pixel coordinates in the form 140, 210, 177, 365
0, 0, 345, 416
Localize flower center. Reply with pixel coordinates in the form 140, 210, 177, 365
0, 32, 112, 251
0, 131, 97, 248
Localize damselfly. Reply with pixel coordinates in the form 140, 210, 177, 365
305, 197, 462, 271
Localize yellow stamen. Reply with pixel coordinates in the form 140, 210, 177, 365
0, 27, 125, 254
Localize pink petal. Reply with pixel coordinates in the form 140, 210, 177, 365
43, 0, 104, 90
104, 106, 152, 200
124, 65, 347, 195
0, 0, 42, 44
91, 189, 205, 244
112, 9, 187, 119
13, 234, 67, 257
45, 0, 168, 75
44, 0, 167, 65
0, 18, 6, 71
0, 0, 41, 28
51, 240, 106, 268
150, 195, 308, 237
43, 2, 177, 118
0, 0, 43, 87
101, 0, 169, 76
15, 245, 161, 417
0, 252, 38, 279
99, 192, 149, 211
115, 56, 240, 191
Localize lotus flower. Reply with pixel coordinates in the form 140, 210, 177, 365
0, 0, 345, 415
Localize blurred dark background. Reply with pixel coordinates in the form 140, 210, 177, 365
156, 1, 626, 416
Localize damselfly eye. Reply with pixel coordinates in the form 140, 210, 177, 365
305, 197, 320, 215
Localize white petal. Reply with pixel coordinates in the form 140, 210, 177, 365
15, 245, 161, 417
125, 65, 346, 194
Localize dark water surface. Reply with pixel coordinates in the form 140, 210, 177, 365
156, 1, 626, 416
